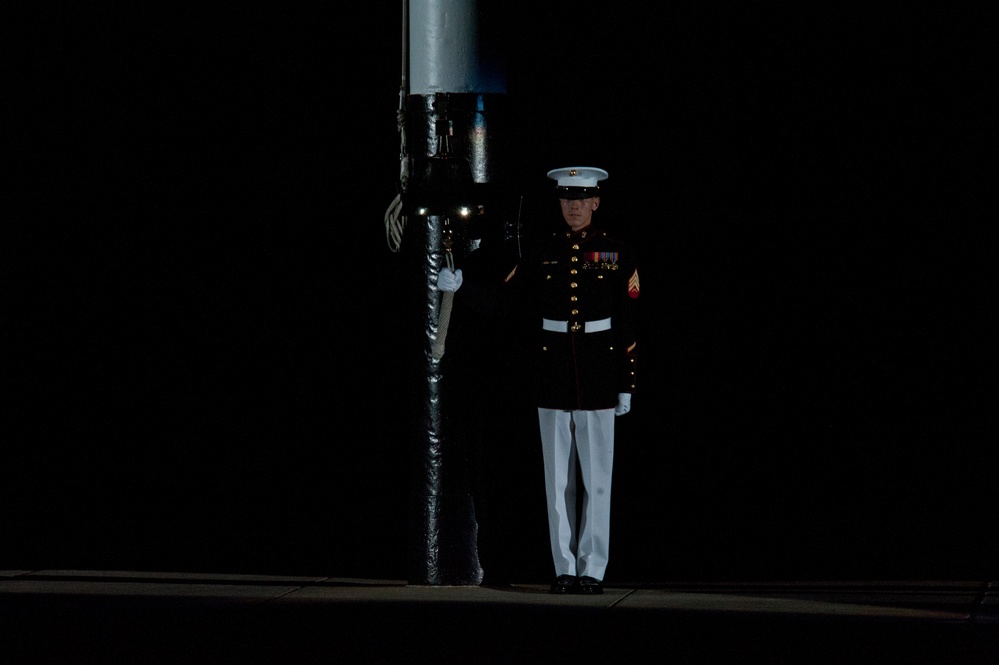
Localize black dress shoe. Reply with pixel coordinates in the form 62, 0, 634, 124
549, 574, 578, 594
578, 576, 604, 594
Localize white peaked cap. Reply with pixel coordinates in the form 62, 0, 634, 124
546, 167, 609, 188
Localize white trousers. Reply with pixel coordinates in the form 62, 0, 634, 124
538, 407, 615, 580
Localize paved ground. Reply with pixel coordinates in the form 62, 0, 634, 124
2, 570, 997, 664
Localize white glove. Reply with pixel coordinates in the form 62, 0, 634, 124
614, 393, 632, 416
437, 268, 463, 292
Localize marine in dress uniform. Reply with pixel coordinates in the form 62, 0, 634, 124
436, 166, 639, 594
513, 167, 639, 594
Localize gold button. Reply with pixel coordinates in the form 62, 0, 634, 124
570, 282, 578, 288
571, 309, 579, 316
570, 268, 577, 275
572, 244, 580, 250
570, 295, 578, 302
571, 256, 578, 262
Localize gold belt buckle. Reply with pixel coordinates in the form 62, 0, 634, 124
570, 321, 582, 333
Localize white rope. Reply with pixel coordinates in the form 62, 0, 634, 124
432, 291, 454, 361
385, 0, 409, 253
431, 248, 456, 361
385, 92, 410, 253
384, 191, 406, 253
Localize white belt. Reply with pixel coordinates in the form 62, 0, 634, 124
542, 317, 611, 333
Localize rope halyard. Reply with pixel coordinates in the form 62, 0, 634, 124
385, 0, 409, 253
431, 220, 456, 361
385, 102, 409, 253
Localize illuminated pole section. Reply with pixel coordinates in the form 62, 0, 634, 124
392, 0, 509, 585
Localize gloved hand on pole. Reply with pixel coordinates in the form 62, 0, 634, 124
437, 267, 463, 292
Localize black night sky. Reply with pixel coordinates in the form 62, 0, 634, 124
7, 3, 997, 582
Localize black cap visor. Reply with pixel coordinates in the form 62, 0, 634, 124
556, 186, 600, 200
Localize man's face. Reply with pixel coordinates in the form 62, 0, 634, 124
559, 196, 599, 232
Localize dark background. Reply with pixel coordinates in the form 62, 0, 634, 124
7, 3, 997, 581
